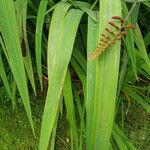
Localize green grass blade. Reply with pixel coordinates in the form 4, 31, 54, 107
0, 0, 34, 134
143, 1, 150, 8
74, 4, 97, 22
87, 0, 121, 149
47, 2, 71, 79
15, 0, 36, 95
49, 110, 59, 150
144, 31, 150, 48
87, 15, 99, 149
63, 70, 78, 149
22, 1, 36, 95
35, 0, 48, 89
124, 85, 150, 112
112, 129, 128, 150
39, 3, 83, 149
96, 0, 121, 148
122, 3, 137, 79
113, 124, 136, 150
116, 50, 128, 101
0, 53, 15, 107
73, 85, 85, 150
71, 56, 86, 96
134, 24, 150, 72
72, 47, 86, 74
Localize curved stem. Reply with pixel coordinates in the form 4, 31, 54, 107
124, 1, 138, 22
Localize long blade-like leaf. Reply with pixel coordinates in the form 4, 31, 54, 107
39, 2, 83, 149
87, 0, 121, 149
0, 0, 34, 134
35, 0, 48, 89
63, 70, 78, 149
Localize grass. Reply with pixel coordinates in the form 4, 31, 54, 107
116, 103, 150, 150
0, 90, 41, 149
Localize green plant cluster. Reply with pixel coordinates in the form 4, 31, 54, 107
0, 0, 150, 149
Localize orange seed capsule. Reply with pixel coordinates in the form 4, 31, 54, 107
101, 33, 106, 37
126, 24, 135, 29
101, 34, 111, 40
112, 16, 122, 20
101, 43, 106, 47
121, 31, 127, 36
101, 39, 108, 42
112, 16, 125, 23
97, 44, 104, 48
116, 35, 122, 40
111, 40, 116, 44
109, 21, 120, 30
105, 28, 115, 35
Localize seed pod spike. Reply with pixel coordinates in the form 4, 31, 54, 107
88, 16, 136, 62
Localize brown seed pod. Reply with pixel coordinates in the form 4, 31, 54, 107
103, 40, 109, 44
105, 28, 115, 35
112, 16, 125, 23
126, 24, 135, 29
97, 45, 104, 49
116, 35, 122, 40
111, 40, 116, 44
120, 31, 127, 36
101, 39, 109, 43
101, 34, 111, 40
112, 16, 122, 20
100, 43, 106, 47
109, 21, 120, 30
101, 33, 106, 37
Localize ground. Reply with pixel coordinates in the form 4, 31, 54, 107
0, 89, 150, 149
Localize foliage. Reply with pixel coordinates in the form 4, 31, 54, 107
0, 0, 150, 149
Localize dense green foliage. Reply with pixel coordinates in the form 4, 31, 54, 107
0, 0, 150, 149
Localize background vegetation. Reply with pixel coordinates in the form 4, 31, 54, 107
0, 0, 150, 149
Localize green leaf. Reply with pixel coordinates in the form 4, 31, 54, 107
22, 1, 36, 95
39, 2, 83, 149
0, 53, 15, 108
87, 0, 121, 149
86, 15, 99, 150
122, 3, 137, 79
71, 55, 86, 97
63, 70, 78, 149
35, 0, 48, 89
124, 86, 150, 113
134, 24, 150, 72
0, 0, 34, 134
113, 124, 136, 150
